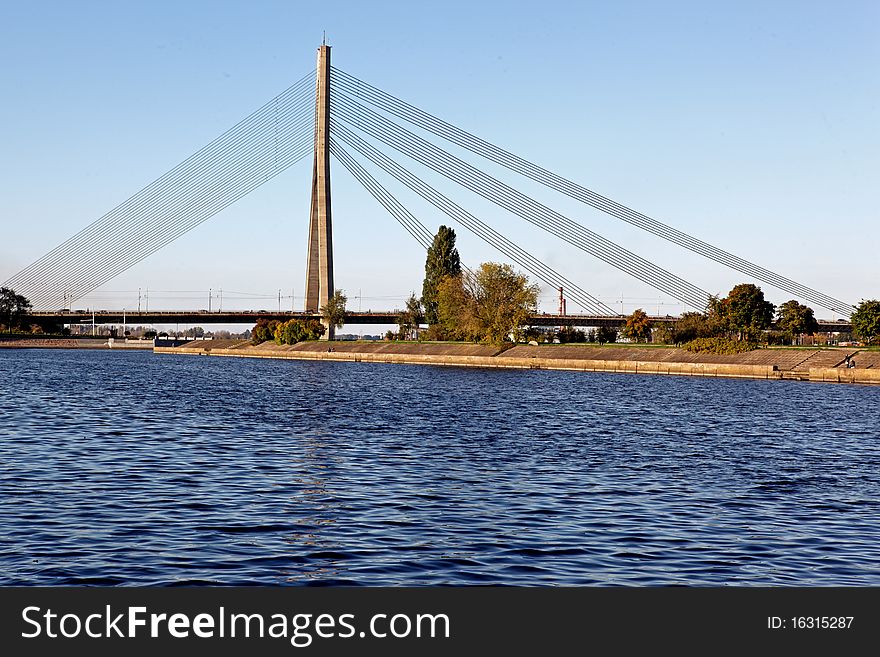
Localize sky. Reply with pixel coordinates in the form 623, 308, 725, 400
0, 0, 877, 322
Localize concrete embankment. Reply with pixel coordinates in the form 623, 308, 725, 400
809, 367, 880, 385
154, 340, 880, 385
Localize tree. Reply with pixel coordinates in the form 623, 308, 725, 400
776, 300, 818, 344
422, 226, 461, 326
652, 324, 675, 344
596, 326, 618, 344
397, 294, 424, 341
557, 326, 586, 343
0, 287, 11, 330
252, 318, 281, 344
321, 289, 347, 330
674, 311, 722, 343
436, 274, 474, 340
436, 262, 538, 344
851, 300, 880, 345
622, 308, 652, 342
717, 283, 775, 341
274, 318, 325, 344
0, 287, 32, 331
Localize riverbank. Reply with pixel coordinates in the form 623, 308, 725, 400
155, 340, 880, 385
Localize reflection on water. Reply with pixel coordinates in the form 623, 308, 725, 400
1, 348, 879, 585
285, 433, 341, 583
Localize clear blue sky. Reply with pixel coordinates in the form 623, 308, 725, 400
1, 0, 876, 319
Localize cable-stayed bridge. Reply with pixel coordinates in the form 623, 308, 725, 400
5, 45, 855, 335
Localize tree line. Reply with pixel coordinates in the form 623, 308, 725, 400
648, 286, 880, 350
395, 226, 880, 348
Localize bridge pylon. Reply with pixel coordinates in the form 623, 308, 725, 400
304, 44, 334, 339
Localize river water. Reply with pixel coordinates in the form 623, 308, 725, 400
1, 348, 878, 586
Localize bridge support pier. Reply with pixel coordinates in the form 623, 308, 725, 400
304, 44, 334, 340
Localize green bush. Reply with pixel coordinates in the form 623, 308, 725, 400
274, 319, 325, 344
251, 319, 281, 345
683, 337, 757, 354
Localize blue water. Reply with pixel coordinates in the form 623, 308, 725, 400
1, 348, 879, 586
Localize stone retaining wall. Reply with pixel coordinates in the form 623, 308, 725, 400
156, 341, 880, 385
809, 368, 880, 385
155, 344, 781, 381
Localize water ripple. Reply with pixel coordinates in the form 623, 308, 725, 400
1, 349, 879, 585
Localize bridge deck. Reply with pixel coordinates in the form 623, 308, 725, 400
26, 311, 851, 333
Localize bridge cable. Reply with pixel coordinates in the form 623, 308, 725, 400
332, 137, 614, 315
14, 92, 314, 306
9, 73, 315, 298
10, 71, 315, 296
15, 100, 314, 308
7, 73, 316, 308
328, 141, 434, 250
330, 67, 853, 316
28, 136, 314, 309
23, 107, 314, 307
331, 123, 617, 315
15, 88, 314, 306
330, 133, 614, 315
23, 130, 313, 309
332, 93, 710, 311
24, 102, 316, 306
333, 104, 703, 313
331, 137, 594, 312
331, 92, 710, 310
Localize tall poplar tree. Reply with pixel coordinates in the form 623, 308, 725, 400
422, 226, 461, 325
